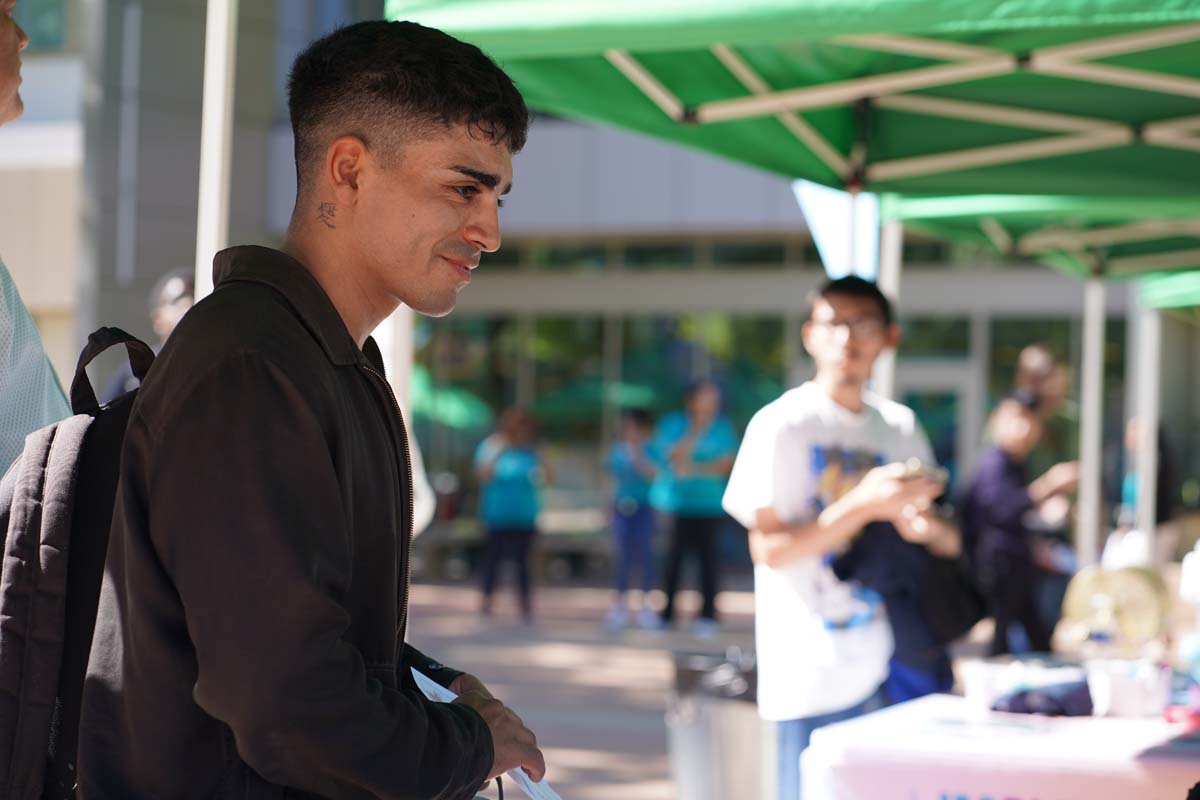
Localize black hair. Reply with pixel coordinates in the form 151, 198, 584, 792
1008, 387, 1043, 413
684, 379, 721, 407
805, 276, 894, 326
287, 20, 529, 195
620, 407, 653, 429
147, 269, 194, 310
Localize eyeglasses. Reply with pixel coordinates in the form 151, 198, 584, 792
811, 317, 886, 339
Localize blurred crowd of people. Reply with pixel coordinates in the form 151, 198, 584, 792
463, 274, 1162, 800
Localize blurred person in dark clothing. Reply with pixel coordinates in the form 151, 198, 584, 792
475, 407, 548, 622
961, 389, 1079, 655
1015, 343, 1070, 416
101, 269, 195, 403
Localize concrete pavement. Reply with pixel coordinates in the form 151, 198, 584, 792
405, 580, 756, 800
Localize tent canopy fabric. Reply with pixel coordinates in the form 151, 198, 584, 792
389, 0, 1200, 196
881, 194, 1200, 279
1141, 270, 1200, 309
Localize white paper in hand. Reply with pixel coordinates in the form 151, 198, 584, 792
410, 668, 563, 800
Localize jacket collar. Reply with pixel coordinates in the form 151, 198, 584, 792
212, 245, 365, 367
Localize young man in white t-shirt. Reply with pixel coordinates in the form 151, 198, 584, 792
723, 276, 962, 800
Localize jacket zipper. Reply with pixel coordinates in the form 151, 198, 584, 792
361, 364, 415, 667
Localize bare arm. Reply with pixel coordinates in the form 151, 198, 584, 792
893, 508, 962, 559
474, 436, 506, 482
747, 464, 947, 569
748, 493, 874, 568
632, 449, 658, 481
1029, 461, 1080, 506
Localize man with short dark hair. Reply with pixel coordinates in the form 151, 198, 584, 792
724, 276, 962, 800
79, 21, 541, 799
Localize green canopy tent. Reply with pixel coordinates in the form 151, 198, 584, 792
881, 195, 1200, 278
1142, 269, 1200, 312
884, 193, 1200, 545
388, 0, 1200, 197
387, 0, 1200, 563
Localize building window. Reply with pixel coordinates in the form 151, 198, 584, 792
412, 316, 519, 478
623, 241, 695, 269
530, 242, 607, 271
712, 240, 787, 269
899, 318, 970, 359
621, 314, 783, 431
482, 244, 523, 270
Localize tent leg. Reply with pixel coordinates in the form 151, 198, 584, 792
1077, 277, 1106, 566
872, 219, 903, 400
1135, 304, 1162, 547
194, 0, 240, 299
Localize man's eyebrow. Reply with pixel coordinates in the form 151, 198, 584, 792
451, 165, 512, 195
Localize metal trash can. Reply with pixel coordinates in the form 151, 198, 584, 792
666, 647, 775, 800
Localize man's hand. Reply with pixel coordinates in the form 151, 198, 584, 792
894, 505, 962, 558
850, 462, 945, 522
1029, 460, 1080, 505
454, 690, 546, 782
1044, 461, 1080, 495
448, 673, 493, 699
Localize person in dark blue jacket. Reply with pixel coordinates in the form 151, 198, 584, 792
604, 408, 660, 630
960, 390, 1079, 655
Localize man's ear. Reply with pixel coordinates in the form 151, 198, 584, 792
324, 135, 369, 203
800, 320, 815, 358
885, 322, 901, 350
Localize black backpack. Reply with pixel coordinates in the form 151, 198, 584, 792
0, 327, 154, 800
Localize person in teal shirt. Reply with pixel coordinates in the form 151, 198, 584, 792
0, 12, 70, 476
475, 407, 547, 621
650, 380, 739, 636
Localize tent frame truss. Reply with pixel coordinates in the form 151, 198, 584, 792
604, 23, 1200, 187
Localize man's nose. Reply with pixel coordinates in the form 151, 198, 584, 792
466, 202, 501, 253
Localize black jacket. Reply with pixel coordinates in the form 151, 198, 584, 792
79, 246, 493, 799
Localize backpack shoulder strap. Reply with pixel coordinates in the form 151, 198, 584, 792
0, 415, 92, 799
69, 327, 155, 416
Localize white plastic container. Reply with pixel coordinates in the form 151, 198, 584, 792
1085, 658, 1171, 717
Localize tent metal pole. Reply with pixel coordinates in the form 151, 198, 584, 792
873, 219, 903, 400
1031, 23, 1200, 64
696, 56, 1014, 123
1077, 275, 1107, 566
835, 34, 998, 62
1147, 131, 1200, 153
1135, 304, 1162, 545
1033, 60, 1200, 99
1021, 220, 1200, 253
710, 44, 849, 177
1108, 248, 1200, 275
604, 50, 684, 119
194, 0, 239, 300
875, 93, 1112, 133
868, 129, 1132, 182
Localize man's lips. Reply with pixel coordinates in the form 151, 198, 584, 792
441, 255, 478, 280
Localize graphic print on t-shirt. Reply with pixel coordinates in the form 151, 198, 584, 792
809, 445, 885, 516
